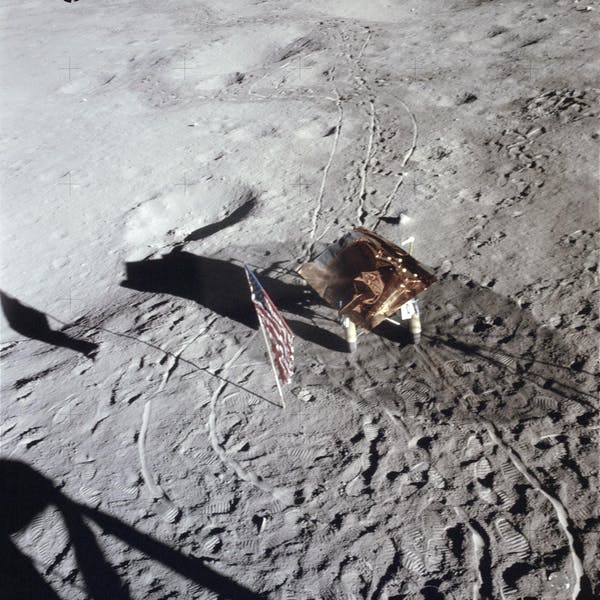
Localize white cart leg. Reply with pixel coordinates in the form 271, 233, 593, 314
409, 313, 421, 344
343, 317, 357, 353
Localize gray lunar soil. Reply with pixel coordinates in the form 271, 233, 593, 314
1, 1, 598, 599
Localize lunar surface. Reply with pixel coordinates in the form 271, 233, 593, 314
1, 1, 598, 599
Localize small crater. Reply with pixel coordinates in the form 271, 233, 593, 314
487, 26, 507, 37
275, 35, 324, 62
473, 317, 492, 333
457, 92, 478, 105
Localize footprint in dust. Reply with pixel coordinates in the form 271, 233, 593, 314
494, 516, 533, 599
155, 497, 181, 524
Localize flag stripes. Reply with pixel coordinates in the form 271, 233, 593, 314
245, 266, 294, 385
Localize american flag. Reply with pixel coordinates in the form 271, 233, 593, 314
244, 265, 294, 384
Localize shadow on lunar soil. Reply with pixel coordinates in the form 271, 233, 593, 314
0, 459, 266, 600
121, 251, 350, 351
416, 274, 596, 422
1, 291, 98, 358
178, 194, 257, 245
339, 272, 595, 429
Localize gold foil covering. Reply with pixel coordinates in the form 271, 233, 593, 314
298, 227, 437, 330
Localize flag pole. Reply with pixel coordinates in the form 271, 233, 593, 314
402, 236, 415, 255
258, 319, 286, 409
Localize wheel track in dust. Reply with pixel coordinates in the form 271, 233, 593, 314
454, 507, 488, 600
347, 355, 465, 597
306, 88, 344, 259
484, 421, 585, 600
417, 343, 586, 600
374, 98, 418, 230
357, 97, 377, 225
205, 331, 293, 509
136, 316, 219, 520
306, 26, 420, 251
347, 28, 419, 231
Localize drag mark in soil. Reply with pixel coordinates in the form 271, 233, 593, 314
485, 421, 585, 600
455, 507, 490, 600
356, 29, 372, 62
308, 89, 344, 257
206, 333, 275, 495
357, 99, 376, 225
158, 317, 217, 392
138, 400, 163, 500
384, 407, 411, 442
376, 98, 419, 228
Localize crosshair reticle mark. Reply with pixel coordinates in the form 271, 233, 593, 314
60, 57, 80, 81
58, 171, 81, 196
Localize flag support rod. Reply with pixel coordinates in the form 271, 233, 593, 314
401, 237, 422, 343
401, 236, 415, 255
258, 319, 286, 409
